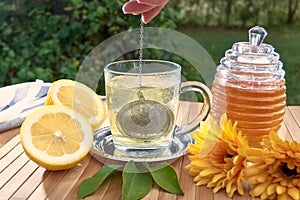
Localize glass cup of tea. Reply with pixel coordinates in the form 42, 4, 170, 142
104, 60, 212, 157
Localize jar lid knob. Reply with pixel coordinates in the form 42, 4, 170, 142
249, 26, 268, 47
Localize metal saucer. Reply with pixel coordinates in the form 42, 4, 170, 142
90, 126, 194, 165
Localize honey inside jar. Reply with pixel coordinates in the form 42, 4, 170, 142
210, 26, 286, 147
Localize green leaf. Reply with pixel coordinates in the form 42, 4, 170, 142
122, 161, 153, 200
78, 164, 123, 199
144, 162, 184, 195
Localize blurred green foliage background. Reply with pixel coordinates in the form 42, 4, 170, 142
0, 0, 299, 105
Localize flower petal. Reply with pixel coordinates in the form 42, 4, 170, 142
195, 178, 210, 186
246, 165, 263, 176
266, 183, 277, 196
225, 178, 234, 194
276, 185, 287, 195
227, 183, 237, 198
187, 112, 248, 198
288, 187, 300, 199
211, 173, 226, 183
228, 165, 242, 179
200, 168, 220, 177
190, 159, 212, 169
247, 172, 268, 185
251, 181, 269, 197
278, 193, 290, 200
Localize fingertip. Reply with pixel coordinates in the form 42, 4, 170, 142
141, 15, 147, 24
122, 1, 153, 14
141, 15, 150, 24
122, 3, 129, 14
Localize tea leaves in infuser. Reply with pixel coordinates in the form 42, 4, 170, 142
116, 95, 174, 139
129, 91, 151, 127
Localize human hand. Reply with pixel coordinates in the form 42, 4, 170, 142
122, 0, 169, 24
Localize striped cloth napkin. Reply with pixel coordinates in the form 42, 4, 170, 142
0, 80, 51, 132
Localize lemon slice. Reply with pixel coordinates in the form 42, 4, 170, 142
46, 79, 106, 131
20, 105, 93, 171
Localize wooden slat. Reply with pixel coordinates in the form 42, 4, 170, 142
0, 128, 19, 148
195, 186, 214, 200
158, 190, 177, 199
10, 166, 48, 199
64, 156, 104, 200
0, 152, 29, 189
0, 160, 39, 199
284, 107, 300, 142
187, 102, 203, 122
171, 156, 185, 199
156, 157, 183, 200
143, 184, 160, 200
176, 101, 190, 126
0, 134, 20, 159
278, 123, 292, 141
0, 143, 24, 173
276, 107, 293, 141
177, 155, 196, 200
0, 144, 24, 173
213, 190, 232, 200
101, 172, 123, 200
27, 169, 68, 200
288, 106, 300, 128
45, 155, 93, 200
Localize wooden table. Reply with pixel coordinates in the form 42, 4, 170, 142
0, 103, 299, 200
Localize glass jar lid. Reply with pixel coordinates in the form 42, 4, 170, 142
226, 26, 280, 65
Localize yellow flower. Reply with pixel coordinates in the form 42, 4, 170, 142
187, 114, 248, 197
246, 131, 300, 200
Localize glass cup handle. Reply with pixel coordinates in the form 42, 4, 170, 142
175, 81, 212, 135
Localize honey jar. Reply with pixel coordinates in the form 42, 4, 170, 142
211, 26, 286, 147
